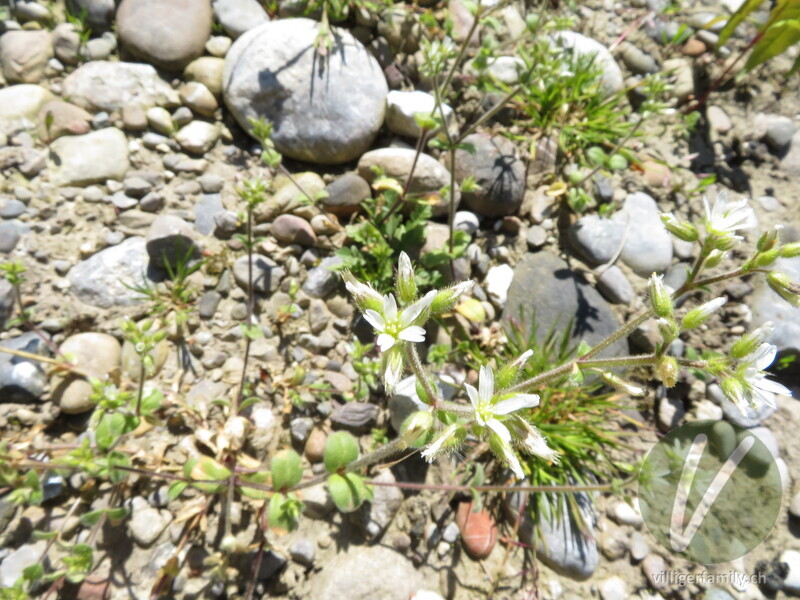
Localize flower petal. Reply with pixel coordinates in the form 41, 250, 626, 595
398, 325, 426, 343
753, 376, 790, 398
377, 333, 396, 352
497, 441, 524, 479
465, 384, 480, 411
400, 290, 436, 327
363, 309, 386, 332
479, 364, 495, 404
493, 393, 540, 415
383, 294, 398, 321
487, 419, 511, 444
420, 424, 458, 462
753, 343, 778, 371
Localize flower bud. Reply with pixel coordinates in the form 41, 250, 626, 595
599, 371, 645, 396
400, 410, 434, 447
429, 280, 474, 315
720, 376, 747, 412
655, 356, 678, 387
648, 274, 673, 318
749, 248, 781, 269
681, 297, 726, 330
495, 350, 533, 389
767, 271, 800, 307
780, 242, 800, 258
704, 249, 725, 269
395, 252, 417, 305
342, 271, 383, 313
730, 322, 774, 359
661, 213, 699, 242
757, 227, 781, 252
657, 317, 679, 342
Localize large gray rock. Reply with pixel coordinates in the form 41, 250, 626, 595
552, 31, 623, 96
117, 0, 212, 71
223, 18, 387, 164
306, 545, 434, 600
48, 128, 129, 186
358, 148, 458, 217
63, 61, 180, 112
0, 84, 55, 134
212, 0, 269, 38
751, 256, 800, 354
568, 215, 625, 266
0, 30, 53, 84
68, 237, 150, 308
503, 251, 627, 356
506, 490, 598, 580
454, 133, 525, 217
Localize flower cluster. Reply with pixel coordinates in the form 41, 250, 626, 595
721, 322, 791, 414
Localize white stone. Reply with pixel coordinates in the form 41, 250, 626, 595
223, 18, 387, 164
62, 61, 180, 112
385, 90, 454, 138
0, 84, 54, 134
551, 31, 623, 96
485, 264, 514, 307
782, 549, 800, 593
48, 127, 129, 186
608, 500, 643, 527
175, 121, 219, 154
600, 576, 628, 600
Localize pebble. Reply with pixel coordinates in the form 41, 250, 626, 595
224, 19, 387, 164
302, 255, 344, 298
551, 31, 623, 95
290, 417, 314, 443
568, 215, 624, 265
175, 121, 219, 155
597, 265, 634, 305
608, 500, 642, 527
63, 61, 180, 112
658, 395, 685, 431
707, 105, 732, 134
454, 211, 480, 236
750, 257, 800, 353
0, 30, 52, 84
526, 225, 547, 249
0, 345, 48, 403
205, 36, 232, 57
599, 576, 628, 600
484, 264, 513, 307
116, 0, 212, 71
232, 255, 285, 294
629, 531, 650, 561
330, 402, 378, 433
621, 44, 658, 74
385, 90, 455, 138
184, 56, 225, 97
146, 214, 201, 271
289, 538, 316, 566
456, 500, 497, 559
455, 133, 525, 217
755, 113, 797, 151
0, 541, 47, 588
52, 333, 121, 414
129, 503, 173, 547
67, 237, 150, 308
642, 554, 667, 590
612, 192, 673, 276
48, 127, 129, 186
271, 214, 317, 246
358, 148, 458, 217
179, 81, 218, 117
783, 550, 800, 593
321, 172, 371, 217
212, 0, 269, 38
356, 469, 404, 538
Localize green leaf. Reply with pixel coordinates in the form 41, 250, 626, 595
80, 509, 106, 526
139, 388, 163, 417
267, 493, 303, 532
270, 450, 303, 490
239, 471, 270, 500
106, 506, 130, 523
746, 14, 800, 70
168, 481, 188, 502
324, 431, 360, 474
23, 562, 43, 583
32, 530, 58, 541
328, 473, 371, 513
718, 0, 764, 46
185, 456, 230, 493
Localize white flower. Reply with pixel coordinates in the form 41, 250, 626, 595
739, 342, 791, 409
420, 423, 461, 461
681, 297, 727, 330
363, 291, 436, 352
466, 364, 540, 479
342, 271, 383, 312
381, 347, 404, 393
703, 192, 755, 239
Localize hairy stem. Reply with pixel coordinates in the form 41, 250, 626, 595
404, 343, 441, 406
